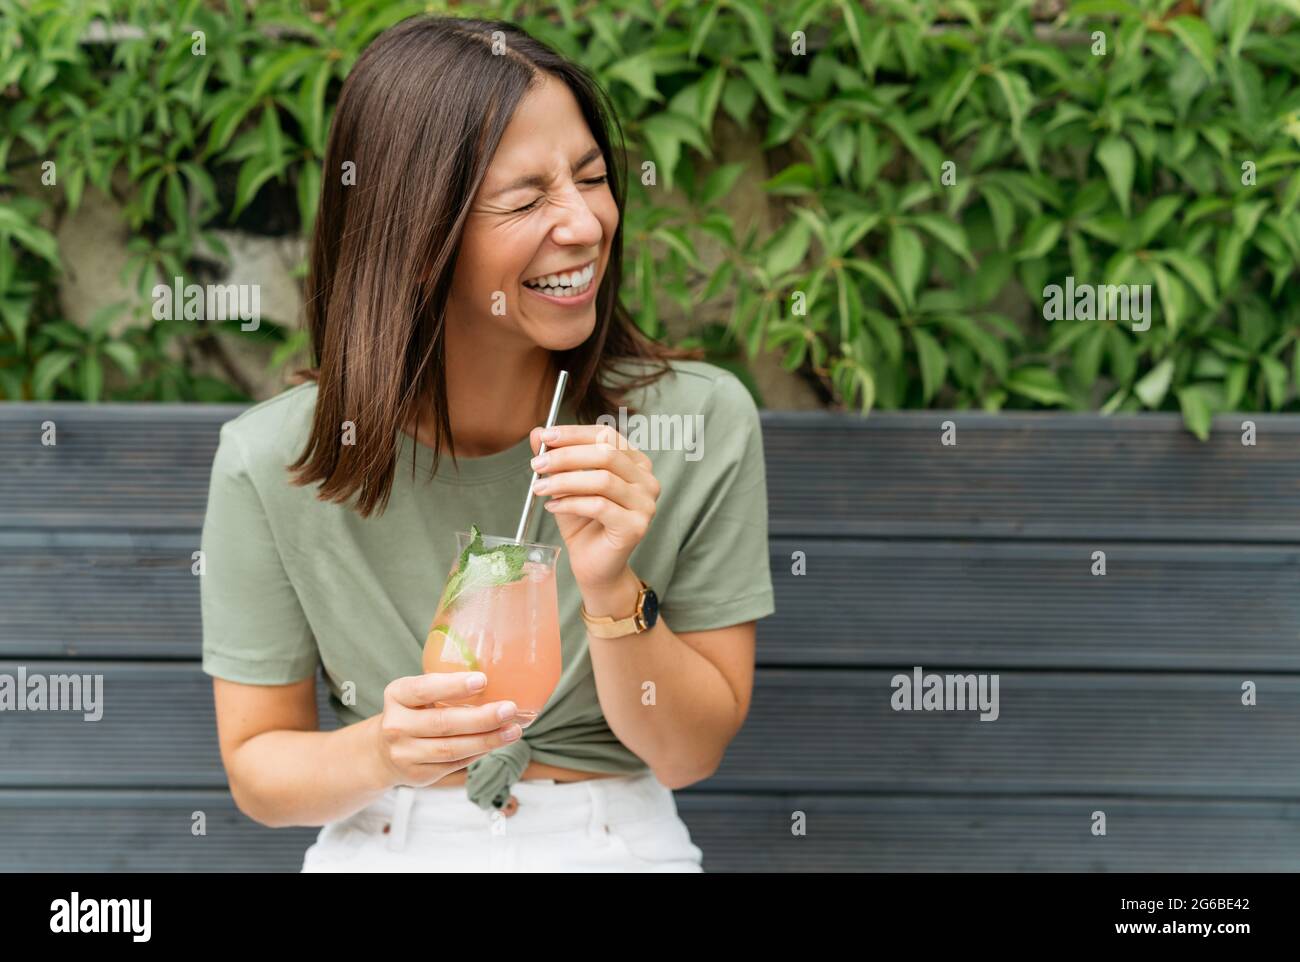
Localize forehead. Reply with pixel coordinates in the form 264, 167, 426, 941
484, 75, 597, 182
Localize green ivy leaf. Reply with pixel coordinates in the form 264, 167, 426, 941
1229, 0, 1258, 59
232, 153, 286, 218
764, 219, 812, 278
1176, 385, 1214, 440
909, 213, 976, 268
737, 59, 791, 118
1134, 358, 1175, 408
1149, 262, 1186, 333
606, 52, 663, 102
1015, 216, 1062, 261
79, 352, 103, 402
1006, 366, 1071, 405
1096, 136, 1135, 218
1168, 15, 1218, 77
890, 226, 924, 308
981, 184, 1015, 251
731, 0, 776, 67
33, 350, 76, 399
911, 327, 947, 403
990, 69, 1034, 141
845, 258, 906, 315
1153, 249, 1217, 307
1259, 354, 1287, 409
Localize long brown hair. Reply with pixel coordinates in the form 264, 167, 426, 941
290, 14, 699, 517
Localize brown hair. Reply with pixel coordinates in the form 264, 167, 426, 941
289, 14, 699, 517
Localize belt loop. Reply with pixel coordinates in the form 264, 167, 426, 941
586, 778, 609, 840
386, 786, 417, 852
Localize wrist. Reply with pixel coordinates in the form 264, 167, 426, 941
579, 566, 642, 619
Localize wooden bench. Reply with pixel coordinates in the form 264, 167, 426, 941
2, 404, 1298, 871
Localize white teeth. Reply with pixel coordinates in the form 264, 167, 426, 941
528, 275, 593, 298
524, 262, 595, 289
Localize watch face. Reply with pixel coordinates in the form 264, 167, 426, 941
641, 588, 659, 629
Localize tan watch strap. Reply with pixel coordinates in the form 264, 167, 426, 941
581, 580, 650, 639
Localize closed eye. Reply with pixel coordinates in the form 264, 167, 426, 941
511, 175, 609, 214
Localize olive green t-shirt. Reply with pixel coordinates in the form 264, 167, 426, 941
199, 359, 776, 810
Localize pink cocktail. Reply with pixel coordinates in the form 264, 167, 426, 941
422, 529, 562, 727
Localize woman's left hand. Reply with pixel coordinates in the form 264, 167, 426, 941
527, 423, 659, 590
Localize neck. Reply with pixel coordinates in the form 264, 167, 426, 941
407, 335, 555, 459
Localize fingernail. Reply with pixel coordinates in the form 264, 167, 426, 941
531, 454, 549, 470
496, 702, 517, 721
501, 725, 521, 742
532, 478, 549, 494
543, 427, 559, 442
466, 672, 486, 690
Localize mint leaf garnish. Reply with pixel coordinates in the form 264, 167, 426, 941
436, 523, 532, 613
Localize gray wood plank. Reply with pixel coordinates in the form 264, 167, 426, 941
709, 670, 1300, 797
674, 794, 1300, 872
2, 662, 1295, 798
1, 790, 1295, 872
3, 405, 1298, 541
765, 538, 1300, 670
0, 533, 201, 658
0, 405, 234, 530
762, 410, 1300, 542
5, 534, 1296, 672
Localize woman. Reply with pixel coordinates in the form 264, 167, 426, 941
200, 14, 775, 873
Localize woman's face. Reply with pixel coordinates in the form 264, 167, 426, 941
448, 73, 618, 353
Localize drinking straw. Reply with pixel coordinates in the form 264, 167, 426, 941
514, 368, 569, 543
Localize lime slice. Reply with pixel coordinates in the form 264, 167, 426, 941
430, 623, 478, 671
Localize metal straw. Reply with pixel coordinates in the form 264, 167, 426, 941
514, 368, 569, 543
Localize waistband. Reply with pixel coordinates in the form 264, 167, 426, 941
350, 772, 675, 853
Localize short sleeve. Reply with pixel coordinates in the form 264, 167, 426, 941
659, 373, 776, 633
200, 422, 319, 684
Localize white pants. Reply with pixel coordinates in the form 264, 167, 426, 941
300, 771, 704, 872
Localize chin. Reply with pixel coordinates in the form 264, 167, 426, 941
529, 316, 598, 351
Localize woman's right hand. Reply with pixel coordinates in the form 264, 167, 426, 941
375, 671, 520, 788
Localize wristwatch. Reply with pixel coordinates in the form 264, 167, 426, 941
580, 579, 659, 639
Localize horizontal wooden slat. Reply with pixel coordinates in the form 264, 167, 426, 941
762, 410, 1300, 542
1, 790, 1295, 872
2, 663, 1295, 798
0, 533, 201, 658
0, 663, 338, 789
5, 534, 1297, 671
766, 539, 1300, 670
710, 670, 1300, 797
0, 405, 233, 530
4, 406, 1299, 541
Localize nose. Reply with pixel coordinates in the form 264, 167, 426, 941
547, 180, 604, 248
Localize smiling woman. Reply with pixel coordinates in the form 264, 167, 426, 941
291, 15, 687, 502
199, 14, 776, 874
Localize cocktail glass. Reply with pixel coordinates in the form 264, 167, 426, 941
422, 530, 562, 728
